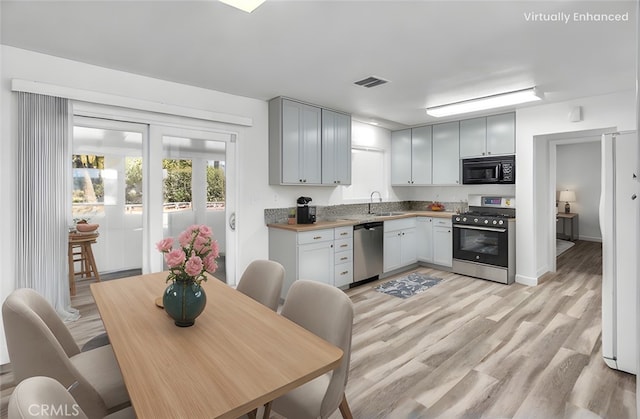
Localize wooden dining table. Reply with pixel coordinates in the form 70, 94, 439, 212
90, 272, 344, 419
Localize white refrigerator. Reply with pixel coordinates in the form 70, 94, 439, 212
600, 131, 639, 374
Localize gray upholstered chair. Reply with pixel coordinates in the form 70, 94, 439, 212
8, 376, 134, 419
236, 260, 285, 311
2, 288, 130, 419
269, 280, 355, 419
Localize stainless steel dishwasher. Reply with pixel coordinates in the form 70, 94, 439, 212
353, 221, 384, 283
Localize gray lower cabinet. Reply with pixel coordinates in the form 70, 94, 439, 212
432, 218, 453, 267
432, 121, 460, 185
417, 216, 452, 267
269, 226, 353, 298
383, 218, 417, 273
416, 217, 434, 263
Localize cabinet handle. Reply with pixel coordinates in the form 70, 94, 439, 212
341, 232, 348, 236
340, 244, 348, 248
313, 236, 322, 240
340, 256, 348, 261
340, 271, 349, 275
299, 179, 303, 183
632, 194, 637, 200
407, 180, 411, 184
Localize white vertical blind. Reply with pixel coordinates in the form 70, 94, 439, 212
15, 92, 79, 321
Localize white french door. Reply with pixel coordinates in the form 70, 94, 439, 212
148, 125, 236, 284
72, 114, 237, 284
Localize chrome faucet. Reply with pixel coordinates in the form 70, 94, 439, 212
369, 191, 382, 214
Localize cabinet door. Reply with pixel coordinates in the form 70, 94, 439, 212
383, 230, 402, 272
416, 217, 433, 262
322, 109, 351, 185
298, 241, 334, 285
300, 104, 322, 184
486, 113, 515, 155
281, 99, 303, 184
400, 228, 417, 266
433, 226, 453, 267
281, 100, 322, 184
391, 129, 412, 185
411, 126, 432, 185
432, 121, 460, 184
459, 117, 487, 158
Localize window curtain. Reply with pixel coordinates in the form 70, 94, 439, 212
15, 92, 79, 321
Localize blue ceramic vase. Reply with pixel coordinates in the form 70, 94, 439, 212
163, 280, 207, 327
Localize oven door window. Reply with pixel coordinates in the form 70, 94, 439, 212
453, 226, 509, 267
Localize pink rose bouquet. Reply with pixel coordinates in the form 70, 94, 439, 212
156, 224, 219, 284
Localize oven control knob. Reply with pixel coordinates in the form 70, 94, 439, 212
498, 220, 504, 225
484, 220, 489, 224
474, 218, 478, 223
462, 217, 467, 222
493, 220, 497, 225
455, 217, 461, 222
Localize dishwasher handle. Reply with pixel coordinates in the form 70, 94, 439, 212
354, 222, 384, 231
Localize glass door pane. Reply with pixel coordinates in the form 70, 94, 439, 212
155, 131, 230, 283
72, 117, 148, 277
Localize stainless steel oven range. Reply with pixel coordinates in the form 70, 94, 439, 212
452, 195, 516, 284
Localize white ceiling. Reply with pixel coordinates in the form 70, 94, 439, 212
1, 0, 637, 129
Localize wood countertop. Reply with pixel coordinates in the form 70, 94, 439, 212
268, 211, 455, 232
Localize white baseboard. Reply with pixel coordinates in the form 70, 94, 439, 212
579, 235, 603, 242
515, 274, 538, 286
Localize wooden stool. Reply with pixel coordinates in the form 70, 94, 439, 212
68, 232, 101, 296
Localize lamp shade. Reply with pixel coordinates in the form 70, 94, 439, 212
559, 190, 576, 202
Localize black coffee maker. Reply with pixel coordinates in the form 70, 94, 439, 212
296, 196, 316, 224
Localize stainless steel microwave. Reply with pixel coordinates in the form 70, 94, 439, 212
462, 156, 515, 185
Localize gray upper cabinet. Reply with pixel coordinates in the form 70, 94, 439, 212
432, 121, 460, 185
391, 129, 412, 185
321, 109, 351, 185
391, 126, 432, 185
411, 125, 432, 185
486, 113, 515, 155
269, 97, 351, 186
460, 112, 515, 158
459, 117, 486, 158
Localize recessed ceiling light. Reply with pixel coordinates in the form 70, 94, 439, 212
426, 87, 543, 117
219, 0, 266, 13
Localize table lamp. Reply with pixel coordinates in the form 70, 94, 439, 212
559, 190, 576, 213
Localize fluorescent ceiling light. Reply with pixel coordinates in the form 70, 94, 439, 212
426, 87, 543, 117
219, 0, 266, 13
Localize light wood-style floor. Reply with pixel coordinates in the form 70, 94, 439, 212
1, 240, 636, 418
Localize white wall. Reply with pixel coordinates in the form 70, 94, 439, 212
516, 90, 637, 285
0, 46, 272, 364
556, 141, 602, 241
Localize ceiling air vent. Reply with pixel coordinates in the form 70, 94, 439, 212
354, 76, 388, 88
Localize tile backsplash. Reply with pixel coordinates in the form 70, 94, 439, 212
264, 200, 467, 225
